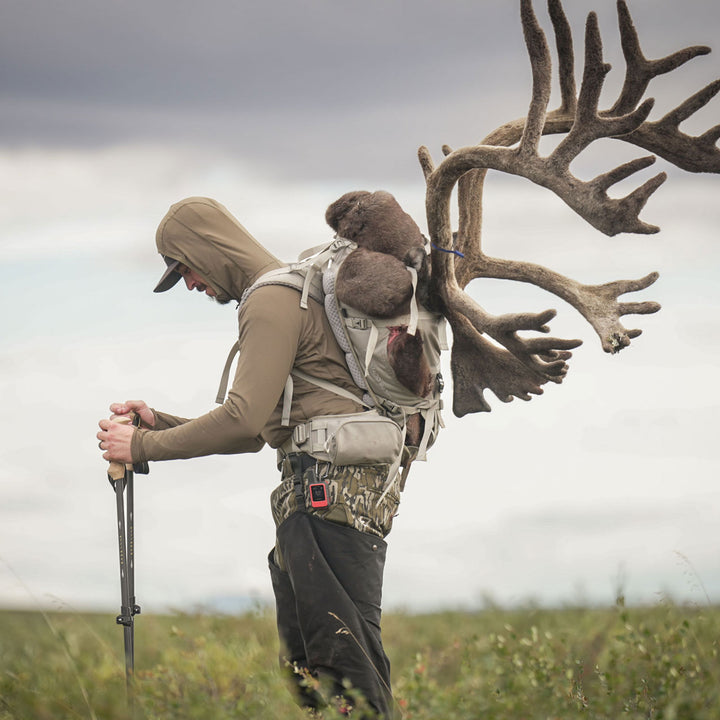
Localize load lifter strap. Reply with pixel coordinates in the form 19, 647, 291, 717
294, 239, 354, 309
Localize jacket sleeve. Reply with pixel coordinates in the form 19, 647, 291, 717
131, 287, 301, 463
147, 409, 192, 430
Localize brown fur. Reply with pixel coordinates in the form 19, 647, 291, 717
325, 190, 425, 260
405, 413, 423, 448
335, 248, 413, 317
387, 327, 434, 398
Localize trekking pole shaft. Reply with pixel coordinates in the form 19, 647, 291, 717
106, 414, 140, 714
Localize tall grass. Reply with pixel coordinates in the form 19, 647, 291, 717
1, 600, 718, 719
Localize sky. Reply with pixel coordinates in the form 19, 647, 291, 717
1, 0, 719, 616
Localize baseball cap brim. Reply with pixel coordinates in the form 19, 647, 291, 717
153, 256, 182, 293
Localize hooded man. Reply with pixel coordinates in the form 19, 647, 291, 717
97, 197, 397, 718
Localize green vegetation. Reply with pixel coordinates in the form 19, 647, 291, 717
1, 601, 718, 719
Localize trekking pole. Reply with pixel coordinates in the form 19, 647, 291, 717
107, 414, 148, 713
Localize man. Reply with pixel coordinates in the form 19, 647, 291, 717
97, 197, 398, 718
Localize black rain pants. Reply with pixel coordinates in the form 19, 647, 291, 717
269, 511, 393, 718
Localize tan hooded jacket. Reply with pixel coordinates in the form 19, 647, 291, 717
131, 197, 364, 463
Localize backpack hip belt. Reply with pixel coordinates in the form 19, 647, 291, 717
276, 410, 404, 467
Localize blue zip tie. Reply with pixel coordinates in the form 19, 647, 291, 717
431, 242, 465, 258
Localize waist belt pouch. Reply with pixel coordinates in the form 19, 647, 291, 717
293, 411, 403, 465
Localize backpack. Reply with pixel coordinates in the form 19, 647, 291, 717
218, 236, 447, 468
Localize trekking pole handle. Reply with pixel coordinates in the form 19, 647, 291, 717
107, 415, 133, 483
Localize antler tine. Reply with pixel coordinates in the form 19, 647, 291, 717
608, 0, 720, 173
518, 0, 553, 157
594, 155, 656, 191
554, 156, 667, 237
550, 12, 656, 171
581, 271, 661, 353
610, 0, 711, 116
632, 80, 720, 173
663, 80, 720, 130
590, 156, 666, 234
461, 253, 662, 354
418, 146, 435, 180
547, 0, 577, 117
452, 0, 577, 278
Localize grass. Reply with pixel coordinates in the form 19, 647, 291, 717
1, 599, 719, 719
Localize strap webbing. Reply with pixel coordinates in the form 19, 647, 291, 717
282, 375, 294, 426
377, 424, 407, 505
406, 266, 418, 337
438, 317, 449, 351
297, 240, 335, 262
216, 341, 240, 404
291, 368, 370, 407
300, 265, 315, 309
364, 323, 379, 377
416, 409, 434, 461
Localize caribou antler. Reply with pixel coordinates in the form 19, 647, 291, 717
420, 0, 720, 415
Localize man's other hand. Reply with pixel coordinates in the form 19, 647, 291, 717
109, 400, 155, 427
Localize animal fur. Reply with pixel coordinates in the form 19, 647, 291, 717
325, 190, 425, 261
404, 413, 423, 448
335, 248, 414, 317
386, 326, 434, 398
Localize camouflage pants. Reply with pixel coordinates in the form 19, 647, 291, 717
270, 456, 400, 541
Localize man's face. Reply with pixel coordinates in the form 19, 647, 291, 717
178, 263, 217, 298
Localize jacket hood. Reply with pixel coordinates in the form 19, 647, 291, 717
155, 197, 282, 303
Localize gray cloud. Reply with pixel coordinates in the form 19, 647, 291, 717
1, 1, 518, 105
3, 0, 719, 180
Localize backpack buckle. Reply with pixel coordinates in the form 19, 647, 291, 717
293, 423, 308, 445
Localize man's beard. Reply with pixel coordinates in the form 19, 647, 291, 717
209, 293, 232, 306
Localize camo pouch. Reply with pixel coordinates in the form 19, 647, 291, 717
271, 461, 399, 539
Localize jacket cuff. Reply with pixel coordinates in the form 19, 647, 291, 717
131, 428, 148, 464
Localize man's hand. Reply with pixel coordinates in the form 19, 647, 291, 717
97, 418, 136, 463
109, 400, 155, 428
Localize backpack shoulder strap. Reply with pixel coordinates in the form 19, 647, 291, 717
239, 266, 324, 309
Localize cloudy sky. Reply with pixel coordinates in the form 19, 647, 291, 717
1, 0, 719, 615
